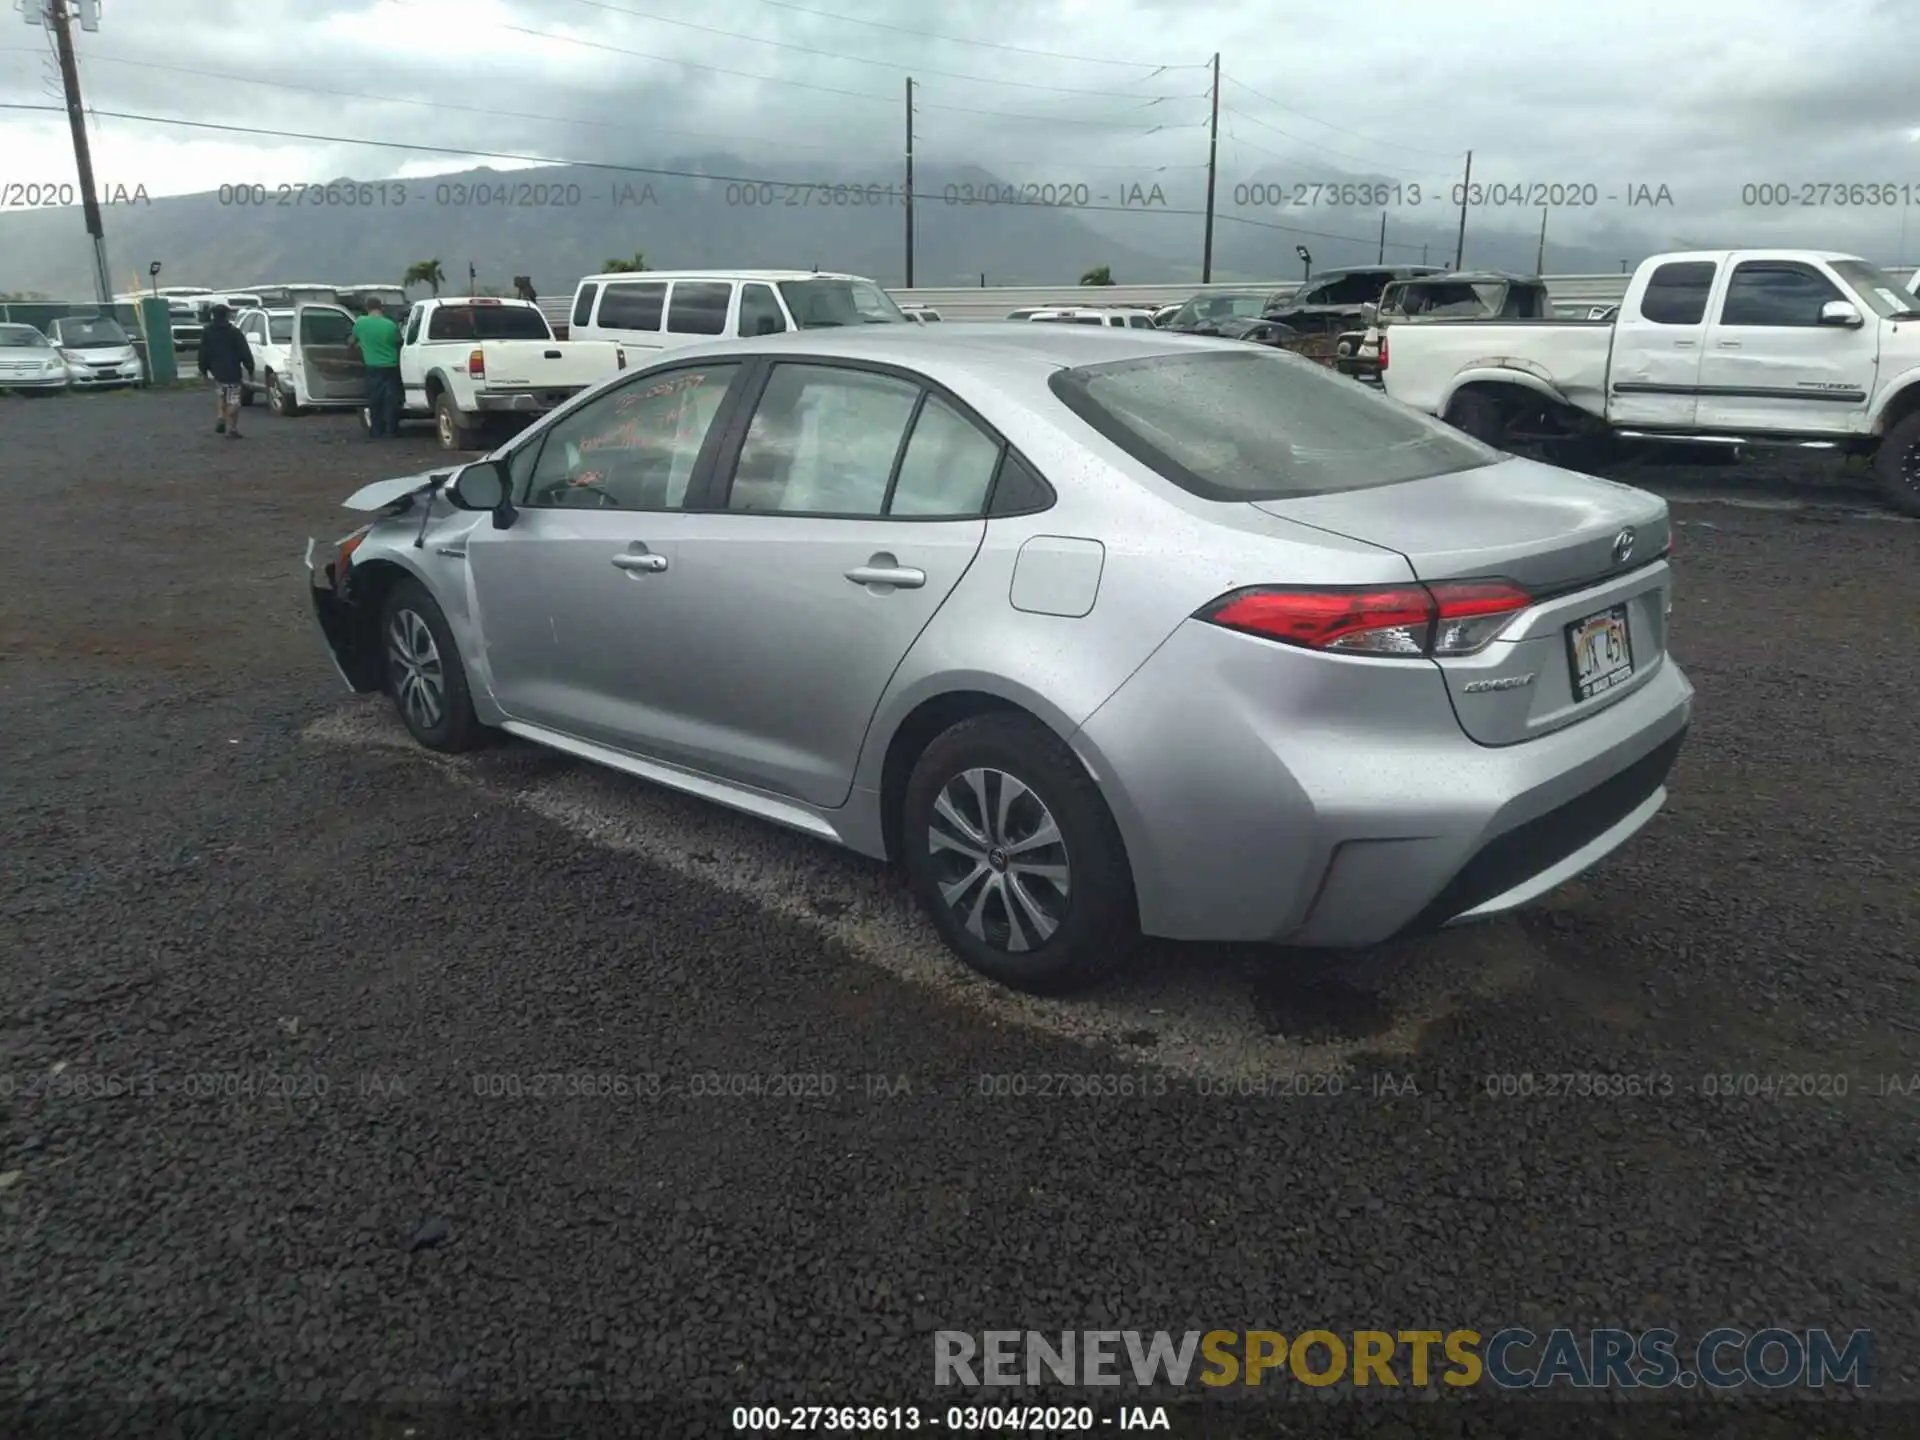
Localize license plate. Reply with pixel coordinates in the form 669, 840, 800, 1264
1565, 605, 1634, 701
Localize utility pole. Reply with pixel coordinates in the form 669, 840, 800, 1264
1377, 211, 1387, 263
1453, 150, 1472, 270
1422, 244, 1429, 265
38, 0, 113, 307
904, 78, 915, 289
1201, 53, 1219, 283
1535, 206, 1548, 274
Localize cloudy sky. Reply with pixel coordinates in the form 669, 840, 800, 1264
2, 0, 1917, 266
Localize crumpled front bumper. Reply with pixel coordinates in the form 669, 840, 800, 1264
304, 536, 381, 692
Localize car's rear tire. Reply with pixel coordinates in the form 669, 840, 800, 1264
901, 713, 1137, 995
379, 578, 483, 752
435, 391, 477, 451
1872, 410, 1920, 517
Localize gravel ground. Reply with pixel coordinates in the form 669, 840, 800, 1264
1, 389, 1916, 1437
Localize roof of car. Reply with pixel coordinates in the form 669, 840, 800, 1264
576, 269, 875, 286
638, 321, 1243, 378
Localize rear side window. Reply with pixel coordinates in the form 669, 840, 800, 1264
597, 281, 665, 332
1049, 348, 1496, 501
668, 282, 731, 336
572, 283, 599, 327
1639, 262, 1717, 325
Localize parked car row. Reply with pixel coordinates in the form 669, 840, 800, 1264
0, 315, 146, 393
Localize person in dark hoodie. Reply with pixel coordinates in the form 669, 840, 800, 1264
196, 304, 255, 438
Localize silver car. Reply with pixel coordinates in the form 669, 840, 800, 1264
307, 325, 1692, 993
0, 323, 70, 392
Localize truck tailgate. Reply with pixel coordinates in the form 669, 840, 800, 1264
477, 340, 626, 390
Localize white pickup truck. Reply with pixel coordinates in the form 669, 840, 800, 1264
388, 297, 631, 450
1379, 249, 1920, 515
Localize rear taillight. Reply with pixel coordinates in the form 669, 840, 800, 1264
469, 348, 485, 378
1377, 334, 1388, 371
1199, 580, 1531, 657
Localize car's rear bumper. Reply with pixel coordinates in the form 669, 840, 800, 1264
1071, 617, 1694, 947
476, 388, 583, 413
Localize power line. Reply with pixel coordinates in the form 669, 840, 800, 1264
1221, 73, 1460, 159
0, 47, 1210, 167
1218, 105, 1427, 177
731, 0, 1189, 69
0, 99, 1427, 247
378, 0, 1206, 128
544, 0, 1200, 99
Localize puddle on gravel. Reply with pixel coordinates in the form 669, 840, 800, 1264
1249, 973, 1398, 1042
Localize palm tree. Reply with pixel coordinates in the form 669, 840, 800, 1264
403, 259, 446, 296
1080, 264, 1114, 286
602, 252, 648, 273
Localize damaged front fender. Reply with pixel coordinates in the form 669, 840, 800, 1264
304, 530, 385, 693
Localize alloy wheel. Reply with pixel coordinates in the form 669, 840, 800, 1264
927, 767, 1071, 953
437, 407, 454, 448
386, 608, 445, 732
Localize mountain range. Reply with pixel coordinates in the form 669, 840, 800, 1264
0, 152, 1653, 300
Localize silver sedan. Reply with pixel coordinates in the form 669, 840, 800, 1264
307, 324, 1692, 993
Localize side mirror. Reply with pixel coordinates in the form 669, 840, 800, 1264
446, 459, 516, 527
1819, 300, 1863, 328
1360, 302, 1379, 325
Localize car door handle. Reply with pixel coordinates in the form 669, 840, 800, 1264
612, 553, 668, 573
1716, 341, 1741, 349
1673, 340, 1697, 348
845, 564, 926, 589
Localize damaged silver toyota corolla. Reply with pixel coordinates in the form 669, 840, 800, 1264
306, 327, 1690, 995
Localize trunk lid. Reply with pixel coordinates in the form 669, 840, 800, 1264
1253, 457, 1675, 746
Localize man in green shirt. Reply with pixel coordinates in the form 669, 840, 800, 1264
350, 299, 404, 438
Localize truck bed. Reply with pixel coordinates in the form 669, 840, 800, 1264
1381, 317, 1614, 418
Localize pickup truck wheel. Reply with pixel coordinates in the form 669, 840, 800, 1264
266, 371, 300, 417
1445, 391, 1507, 447
434, 391, 477, 451
1872, 411, 1920, 517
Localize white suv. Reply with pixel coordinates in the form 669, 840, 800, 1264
567, 270, 910, 352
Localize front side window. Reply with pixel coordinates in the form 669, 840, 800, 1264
271, 315, 295, 344
523, 364, 742, 510
1719, 262, 1844, 327
299, 309, 353, 345
1050, 348, 1496, 501
777, 278, 906, 327
736, 283, 787, 337
726, 364, 920, 515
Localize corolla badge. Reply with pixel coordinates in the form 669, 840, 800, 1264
1612, 527, 1636, 564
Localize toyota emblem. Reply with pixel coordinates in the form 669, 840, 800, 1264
1612, 527, 1636, 564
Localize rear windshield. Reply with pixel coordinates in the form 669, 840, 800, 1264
777, 278, 906, 326
1048, 348, 1497, 501
426, 304, 552, 341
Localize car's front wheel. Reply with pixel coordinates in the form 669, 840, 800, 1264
902, 713, 1137, 994
379, 578, 483, 752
